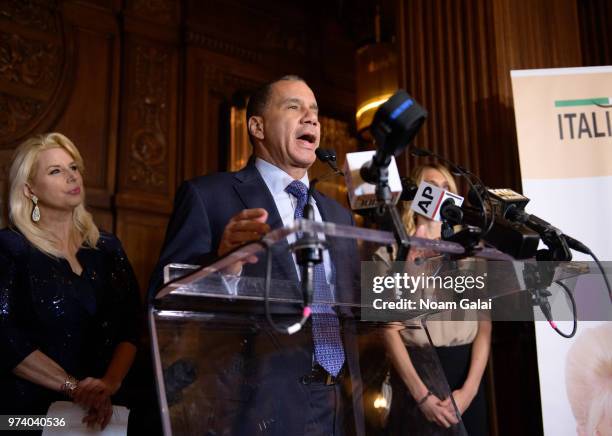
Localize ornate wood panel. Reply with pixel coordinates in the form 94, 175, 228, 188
0, 0, 74, 148
0, 0, 119, 231
115, 0, 181, 293
56, 1, 122, 231
183, 48, 264, 179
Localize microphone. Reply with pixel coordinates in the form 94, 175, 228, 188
344, 150, 403, 210
360, 91, 427, 185
408, 180, 541, 257
482, 188, 573, 261
485, 191, 610, 306
315, 148, 343, 176
399, 177, 419, 201
305, 148, 342, 219
410, 181, 465, 222
562, 234, 590, 255
292, 147, 335, 311
410, 180, 472, 243
356, 90, 426, 262
501, 203, 588, 254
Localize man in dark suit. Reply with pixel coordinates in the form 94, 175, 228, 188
149, 75, 363, 435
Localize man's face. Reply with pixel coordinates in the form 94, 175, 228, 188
253, 80, 320, 176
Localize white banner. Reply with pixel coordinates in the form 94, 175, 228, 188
511, 66, 612, 436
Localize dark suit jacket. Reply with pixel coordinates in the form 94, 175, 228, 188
148, 163, 359, 302
148, 163, 364, 435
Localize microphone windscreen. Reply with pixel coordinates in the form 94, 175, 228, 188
315, 148, 336, 162
400, 177, 418, 201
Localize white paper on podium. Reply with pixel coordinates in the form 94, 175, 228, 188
42, 401, 129, 436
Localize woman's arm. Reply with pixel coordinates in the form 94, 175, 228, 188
12, 345, 135, 429
101, 341, 137, 394
383, 325, 459, 428
71, 236, 142, 416
449, 320, 492, 414
12, 349, 74, 394
74, 341, 136, 420
75, 237, 142, 410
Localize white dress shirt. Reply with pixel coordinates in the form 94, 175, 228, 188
255, 158, 333, 284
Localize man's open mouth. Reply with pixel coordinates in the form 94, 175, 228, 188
297, 133, 316, 145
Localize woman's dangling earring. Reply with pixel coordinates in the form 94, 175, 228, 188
31, 195, 40, 222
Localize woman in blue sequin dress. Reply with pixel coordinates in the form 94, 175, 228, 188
0, 133, 142, 430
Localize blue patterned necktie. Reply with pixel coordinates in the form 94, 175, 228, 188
285, 180, 345, 376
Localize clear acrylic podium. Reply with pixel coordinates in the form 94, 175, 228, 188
149, 220, 601, 436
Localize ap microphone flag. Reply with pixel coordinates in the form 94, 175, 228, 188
410, 181, 464, 221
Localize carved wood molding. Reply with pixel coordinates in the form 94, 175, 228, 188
0, 0, 59, 32
0, 0, 74, 148
186, 31, 262, 64
0, 33, 61, 90
0, 93, 44, 138
201, 62, 261, 95
126, 0, 179, 25
261, 22, 307, 57
126, 42, 171, 190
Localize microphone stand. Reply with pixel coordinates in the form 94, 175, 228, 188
293, 196, 328, 308
268, 152, 342, 335
369, 163, 411, 262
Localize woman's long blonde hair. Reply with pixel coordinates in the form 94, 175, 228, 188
402, 164, 458, 236
8, 132, 99, 257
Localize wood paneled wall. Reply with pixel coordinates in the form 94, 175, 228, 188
114, 1, 182, 286
0, 0, 122, 232
0, 0, 360, 291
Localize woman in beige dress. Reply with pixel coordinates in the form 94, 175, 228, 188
376, 164, 491, 435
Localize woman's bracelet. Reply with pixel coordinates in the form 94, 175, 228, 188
60, 375, 79, 398
417, 390, 434, 405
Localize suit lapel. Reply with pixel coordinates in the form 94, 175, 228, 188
311, 190, 333, 222
233, 165, 283, 229
313, 191, 358, 306
233, 164, 298, 283
312, 191, 342, 295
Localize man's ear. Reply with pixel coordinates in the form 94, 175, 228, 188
248, 116, 264, 141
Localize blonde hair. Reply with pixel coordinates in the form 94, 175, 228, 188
565, 323, 612, 436
401, 164, 458, 236
8, 132, 100, 257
